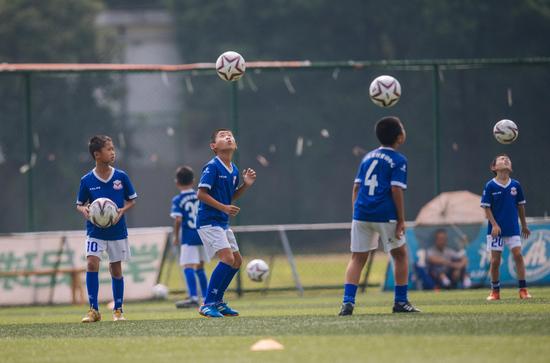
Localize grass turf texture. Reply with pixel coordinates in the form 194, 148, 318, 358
1, 287, 549, 363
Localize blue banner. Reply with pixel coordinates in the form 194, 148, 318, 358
383, 220, 550, 290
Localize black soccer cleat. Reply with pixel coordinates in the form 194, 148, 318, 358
338, 302, 355, 316
392, 301, 421, 313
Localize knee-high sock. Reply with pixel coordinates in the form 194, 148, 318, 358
86, 271, 99, 310
195, 268, 208, 299
183, 268, 198, 298
204, 262, 233, 305
343, 283, 358, 304
217, 267, 239, 303
112, 276, 124, 310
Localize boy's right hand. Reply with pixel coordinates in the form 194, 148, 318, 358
491, 224, 501, 238
224, 204, 241, 216
395, 220, 405, 239
78, 205, 90, 220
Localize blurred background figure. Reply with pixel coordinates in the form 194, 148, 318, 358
427, 229, 471, 289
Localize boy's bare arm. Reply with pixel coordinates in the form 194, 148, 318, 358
114, 199, 136, 223
173, 217, 182, 246
391, 186, 405, 239
484, 207, 501, 238
518, 204, 530, 239
197, 188, 240, 216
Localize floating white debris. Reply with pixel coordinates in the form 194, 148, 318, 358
268, 144, 277, 153
320, 129, 330, 138
507, 88, 513, 107
166, 127, 175, 136
296, 137, 304, 156
283, 75, 296, 94
352, 146, 367, 157
256, 155, 269, 167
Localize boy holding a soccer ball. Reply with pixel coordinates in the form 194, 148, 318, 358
76, 135, 137, 322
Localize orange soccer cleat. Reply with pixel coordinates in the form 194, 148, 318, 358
519, 288, 532, 299
486, 290, 500, 301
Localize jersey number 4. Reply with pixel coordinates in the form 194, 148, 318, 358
364, 160, 379, 196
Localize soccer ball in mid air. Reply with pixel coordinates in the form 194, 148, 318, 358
151, 283, 169, 299
88, 198, 118, 228
369, 75, 401, 107
215, 51, 246, 81
493, 119, 518, 144
246, 259, 270, 282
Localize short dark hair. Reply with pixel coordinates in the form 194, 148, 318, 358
210, 128, 232, 143
490, 153, 510, 175
88, 135, 112, 159
375, 116, 403, 146
175, 166, 194, 185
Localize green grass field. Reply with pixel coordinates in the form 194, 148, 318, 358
1, 287, 550, 363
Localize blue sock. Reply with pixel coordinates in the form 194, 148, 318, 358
217, 267, 239, 303
183, 268, 198, 298
518, 280, 527, 289
195, 269, 208, 299
491, 281, 500, 291
204, 262, 233, 305
343, 283, 358, 304
86, 271, 99, 310
112, 276, 124, 310
394, 284, 408, 303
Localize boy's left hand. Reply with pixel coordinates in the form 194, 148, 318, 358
521, 226, 531, 239
113, 209, 124, 225
242, 168, 257, 186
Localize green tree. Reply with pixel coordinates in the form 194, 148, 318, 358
0, 0, 119, 232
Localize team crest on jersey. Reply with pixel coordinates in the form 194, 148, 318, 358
113, 180, 123, 190
510, 187, 517, 196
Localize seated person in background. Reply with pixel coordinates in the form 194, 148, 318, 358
427, 229, 471, 289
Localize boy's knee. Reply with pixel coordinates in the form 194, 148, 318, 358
232, 253, 242, 269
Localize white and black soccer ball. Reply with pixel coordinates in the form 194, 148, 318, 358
216, 51, 246, 82
88, 197, 118, 228
493, 119, 519, 144
246, 259, 270, 282
369, 75, 401, 108
151, 283, 169, 300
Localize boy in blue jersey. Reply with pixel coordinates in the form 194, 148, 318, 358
170, 166, 209, 308
76, 135, 137, 322
339, 116, 420, 315
196, 128, 256, 318
481, 154, 531, 300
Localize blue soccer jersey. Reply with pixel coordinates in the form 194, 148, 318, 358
353, 147, 407, 223
76, 167, 137, 240
480, 178, 526, 236
196, 156, 240, 229
170, 189, 202, 246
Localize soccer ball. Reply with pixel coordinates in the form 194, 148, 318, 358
215, 51, 246, 81
151, 283, 169, 300
88, 198, 118, 228
246, 259, 270, 282
493, 119, 519, 144
369, 75, 401, 107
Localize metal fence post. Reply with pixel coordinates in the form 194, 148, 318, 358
432, 64, 441, 196
24, 73, 35, 231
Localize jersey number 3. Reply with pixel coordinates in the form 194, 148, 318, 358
184, 201, 199, 229
364, 160, 379, 196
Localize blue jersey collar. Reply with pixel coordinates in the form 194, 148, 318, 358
92, 167, 115, 183
492, 177, 511, 188
215, 156, 234, 173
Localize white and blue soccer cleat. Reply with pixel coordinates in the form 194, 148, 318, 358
199, 304, 224, 318
216, 302, 239, 316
